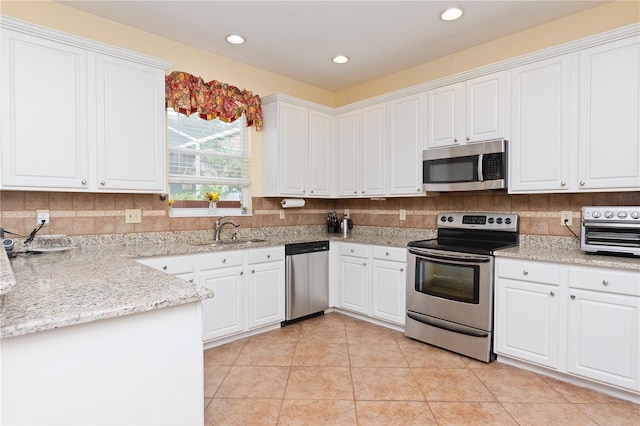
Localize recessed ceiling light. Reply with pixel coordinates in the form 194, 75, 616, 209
440, 7, 463, 21
332, 55, 349, 64
226, 34, 245, 45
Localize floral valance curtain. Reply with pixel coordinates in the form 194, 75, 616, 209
165, 71, 263, 131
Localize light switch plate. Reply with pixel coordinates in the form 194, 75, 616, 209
125, 209, 142, 224
279, 211, 285, 220
399, 209, 407, 221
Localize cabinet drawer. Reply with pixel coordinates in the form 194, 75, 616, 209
200, 250, 244, 271
136, 255, 194, 275
372, 246, 407, 262
247, 246, 285, 264
497, 259, 560, 285
339, 243, 370, 259
569, 266, 640, 297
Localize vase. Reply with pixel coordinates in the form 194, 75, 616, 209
208, 202, 217, 214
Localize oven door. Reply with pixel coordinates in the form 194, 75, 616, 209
406, 248, 494, 331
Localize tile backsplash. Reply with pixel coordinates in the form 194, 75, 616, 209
1, 190, 639, 238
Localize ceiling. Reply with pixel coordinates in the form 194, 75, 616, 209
58, 1, 609, 92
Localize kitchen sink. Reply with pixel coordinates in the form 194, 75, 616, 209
194, 238, 267, 246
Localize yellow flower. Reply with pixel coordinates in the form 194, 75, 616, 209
168, 199, 175, 206
205, 192, 220, 203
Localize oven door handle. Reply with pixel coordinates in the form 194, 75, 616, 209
408, 248, 491, 263
407, 311, 489, 338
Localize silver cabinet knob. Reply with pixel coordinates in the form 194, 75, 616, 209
385, 252, 390, 256
579, 181, 585, 186
310, 190, 314, 194
222, 259, 226, 263
570, 294, 576, 300
560, 181, 566, 187
82, 179, 87, 185
162, 265, 168, 270
302, 190, 306, 194
251, 269, 255, 274
400, 268, 404, 272
353, 191, 357, 194
188, 279, 193, 283
363, 262, 367, 266
362, 191, 365, 194
267, 254, 271, 259
602, 279, 609, 286
454, 138, 458, 143
417, 188, 421, 192
549, 291, 555, 296
523, 270, 528, 275
240, 271, 244, 276
100, 180, 106, 186
466, 137, 470, 141
350, 249, 354, 253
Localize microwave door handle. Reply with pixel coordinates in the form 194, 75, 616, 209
477, 154, 484, 182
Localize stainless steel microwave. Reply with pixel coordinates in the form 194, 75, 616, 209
422, 139, 507, 192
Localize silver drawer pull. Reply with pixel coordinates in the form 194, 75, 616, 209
523, 270, 528, 275
267, 254, 271, 258
240, 271, 244, 276
400, 268, 404, 272
549, 291, 555, 296
385, 252, 390, 256
570, 295, 576, 300
602, 279, 609, 286
162, 265, 167, 270
222, 259, 226, 263
350, 249, 354, 253
251, 269, 255, 274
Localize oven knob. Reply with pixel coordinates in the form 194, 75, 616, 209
488, 218, 495, 224
604, 211, 614, 219
505, 218, 512, 224
441, 216, 447, 222
592, 211, 601, 218
496, 218, 503, 224
447, 216, 454, 222
618, 211, 628, 219
631, 211, 640, 219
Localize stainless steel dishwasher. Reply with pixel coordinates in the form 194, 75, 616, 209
283, 241, 329, 324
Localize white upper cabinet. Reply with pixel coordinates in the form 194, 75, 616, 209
510, 35, 640, 193
0, 19, 170, 193
426, 83, 462, 148
509, 55, 573, 193
465, 72, 506, 143
577, 37, 640, 191
389, 94, 424, 196
361, 103, 387, 196
336, 110, 361, 196
1, 29, 89, 190
261, 96, 333, 197
426, 71, 505, 149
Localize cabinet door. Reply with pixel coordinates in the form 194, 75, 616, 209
361, 104, 387, 196
1, 29, 89, 190
338, 255, 368, 314
577, 37, 640, 191
95, 54, 166, 192
278, 103, 308, 195
426, 83, 462, 148
337, 111, 361, 196
509, 55, 573, 193
495, 278, 559, 369
389, 94, 423, 195
307, 109, 333, 196
466, 72, 505, 142
567, 289, 640, 392
200, 267, 244, 341
247, 261, 285, 329
371, 259, 406, 325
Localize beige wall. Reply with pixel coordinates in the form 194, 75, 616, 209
1, 1, 639, 239
335, 1, 640, 104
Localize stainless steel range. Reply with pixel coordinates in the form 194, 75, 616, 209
581, 206, 640, 257
405, 212, 519, 363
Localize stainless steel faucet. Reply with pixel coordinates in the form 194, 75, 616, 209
214, 216, 240, 241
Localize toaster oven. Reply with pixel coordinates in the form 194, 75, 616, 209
581, 206, 640, 257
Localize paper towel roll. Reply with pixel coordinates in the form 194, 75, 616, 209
281, 198, 305, 208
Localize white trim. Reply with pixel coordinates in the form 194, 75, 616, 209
0, 15, 171, 69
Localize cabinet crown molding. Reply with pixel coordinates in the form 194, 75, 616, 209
1, 15, 171, 70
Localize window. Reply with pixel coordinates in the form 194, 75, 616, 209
167, 108, 250, 216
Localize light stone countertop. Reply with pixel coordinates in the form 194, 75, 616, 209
0, 229, 425, 339
495, 245, 640, 271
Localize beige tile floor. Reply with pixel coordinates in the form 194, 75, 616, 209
203, 312, 640, 425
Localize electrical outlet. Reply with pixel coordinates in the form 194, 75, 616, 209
399, 209, 407, 221
344, 209, 350, 218
279, 211, 285, 220
125, 209, 142, 224
36, 210, 50, 225
561, 211, 573, 226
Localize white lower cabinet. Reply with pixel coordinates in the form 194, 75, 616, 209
567, 266, 640, 392
495, 258, 640, 395
337, 242, 406, 326
137, 246, 285, 344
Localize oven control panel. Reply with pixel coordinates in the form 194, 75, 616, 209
438, 212, 518, 232
582, 206, 640, 222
